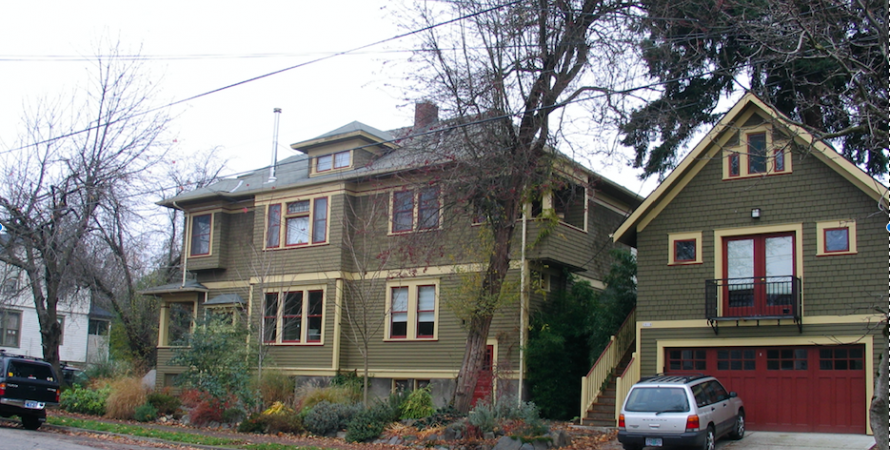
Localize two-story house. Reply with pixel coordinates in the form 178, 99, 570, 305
146, 104, 641, 404
611, 93, 887, 434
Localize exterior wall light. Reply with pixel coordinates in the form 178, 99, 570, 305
751, 208, 762, 218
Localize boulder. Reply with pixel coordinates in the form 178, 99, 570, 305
492, 436, 523, 450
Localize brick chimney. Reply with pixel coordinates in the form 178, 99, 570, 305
414, 101, 438, 129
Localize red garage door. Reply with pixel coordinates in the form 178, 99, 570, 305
665, 345, 865, 434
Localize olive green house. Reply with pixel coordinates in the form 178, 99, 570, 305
601, 93, 887, 435
147, 104, 640, 405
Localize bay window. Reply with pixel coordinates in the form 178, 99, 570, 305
265, 197, 329, 248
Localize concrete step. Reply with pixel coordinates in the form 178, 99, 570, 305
580, 417, 616, 427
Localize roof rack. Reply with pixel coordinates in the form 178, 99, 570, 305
639, 373, 709, 384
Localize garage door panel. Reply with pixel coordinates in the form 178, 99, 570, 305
665, 345, 865, 434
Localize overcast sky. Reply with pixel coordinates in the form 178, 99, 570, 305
0, 1, 657, 198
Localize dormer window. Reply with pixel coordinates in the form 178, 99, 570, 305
316, 151, 351, 172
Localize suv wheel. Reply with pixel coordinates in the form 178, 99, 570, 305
701, 425, 715, 450
21, 415, 41, 430
729, 411, 745, 440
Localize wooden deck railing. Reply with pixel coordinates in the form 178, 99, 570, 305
579, 308, 636, 419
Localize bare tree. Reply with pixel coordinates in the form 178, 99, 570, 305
402, 0, 636, 411
0, 44, 171, 378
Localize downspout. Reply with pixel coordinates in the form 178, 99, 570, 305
518, 204, 527, 406
172, 201, 188, 287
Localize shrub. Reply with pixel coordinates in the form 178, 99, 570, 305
189, 398, 227, 426
330, 371, 363, 399
414, 405, 463, 430
134, 403, 158, 422
238, 410, 304, 434
468, 396, 546, 435
399, 387, 435, 419
237, 413, 267, 433
105, 376, 148, 420
468, 401, 497, 433
254, 370, 295, 408
303, 401, 360, 436
147, 391, 182, 416
60, 384, 111, 416
345, 409, 386, 443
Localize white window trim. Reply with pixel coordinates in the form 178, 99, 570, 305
263, 287, 326, 346
722, 127, 792, 179
668, 231, 703, 265
388, 187, 441, 234
384, 279, 439, 341
816, 220, 857, 256
264, 196, 330, 249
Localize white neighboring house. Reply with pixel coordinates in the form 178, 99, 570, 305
0, 268, 110, 367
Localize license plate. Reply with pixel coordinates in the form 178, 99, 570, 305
23, 400, 45, 410
645, 437, 663, 447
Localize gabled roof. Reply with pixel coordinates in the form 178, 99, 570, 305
290, 120, 396, 153
613, 92, 889, 246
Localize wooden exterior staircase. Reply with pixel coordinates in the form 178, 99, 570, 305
580, 345, 634, 426
579, 308, 638, 427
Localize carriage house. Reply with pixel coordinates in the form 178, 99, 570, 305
612, 93, 887, 435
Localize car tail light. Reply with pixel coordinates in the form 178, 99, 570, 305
685, 414, 700, 432
54, 388, 59, 403
618, 414, 626, 429
0, 382, 5, 396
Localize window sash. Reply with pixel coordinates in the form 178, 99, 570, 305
334, 151, 350, 168
392, 191, 414, 232
263, 294, 279, 342
747, 133, 767, 174
307, 290, 323, 342
167, 303, 193, 346
190, 215, 211, 256
265, 289, 324, 344
1, 310, 21, 348
824, 227, 849, 252
267, 204, 281, 248
282, 292, 303, 342
390, 287, 409, 338
674, 239, 697, 262
416, 285, 436, 338
312, 198, 328, 243
286, 216, 309, 245
418, 187, 439, 229
317, 155, 332, 172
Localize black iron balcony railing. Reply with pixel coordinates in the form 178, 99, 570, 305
705, 276, 801, 333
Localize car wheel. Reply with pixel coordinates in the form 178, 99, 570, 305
21, 415, 41, 430
729, 411, 745, 440
701, 425, 715, 450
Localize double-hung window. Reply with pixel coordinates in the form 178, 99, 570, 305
265, 197, 329, 248
386, 281, 438, 340
189, 214, 212, 256
316, 151, 351, 172
391, 186, 440, 233
263, 289, 324, 344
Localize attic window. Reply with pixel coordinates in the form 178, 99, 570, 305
317, 151, 351, 172
723, 128, 792, 179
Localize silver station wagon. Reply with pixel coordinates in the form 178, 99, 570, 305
617, 375, 745, 450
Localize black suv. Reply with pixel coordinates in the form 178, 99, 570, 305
0, 352, 61, 430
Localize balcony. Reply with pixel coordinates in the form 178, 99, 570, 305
705, 276, 801, 333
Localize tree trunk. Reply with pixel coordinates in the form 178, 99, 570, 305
453, 315, 495, 412
870, 328, 888, 449
362, 343, 370, 407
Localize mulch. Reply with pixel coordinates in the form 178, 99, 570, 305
47, 411, 621, 450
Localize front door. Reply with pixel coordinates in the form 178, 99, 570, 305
471, 345, 494, 406
724, 233, 795, 317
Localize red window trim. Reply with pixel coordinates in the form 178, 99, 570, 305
390, 287, 408, 339
415, 285, 436, 338
306, 290, 323, 343
316, 151, 350, 173
747, 132, 767, 174
673, 239, 697, 262
728, 152, 740, 177
266, 204, 281, 248
822, 227, 850, 253
281, 291, 303, 343
312, 197, 328, 244
773, 148, 786, 172
263, 293, 278, 343
392, 191, 415, 233
417, 187, 440, 231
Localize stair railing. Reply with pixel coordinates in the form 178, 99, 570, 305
614, 352, 639, 425
580, 308, 636, 420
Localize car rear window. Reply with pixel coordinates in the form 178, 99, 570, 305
7, 361, 56, 382
625, 387, 690, 413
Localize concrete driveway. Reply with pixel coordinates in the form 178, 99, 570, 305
716, 431, 875, 450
